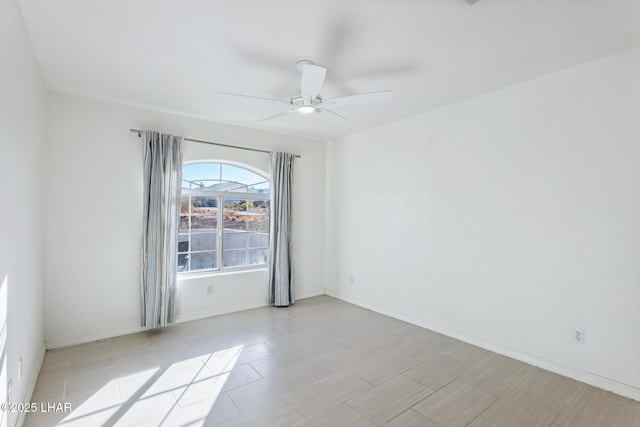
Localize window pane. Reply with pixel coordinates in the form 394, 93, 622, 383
177, 253, 189, 272
193, 196, 218, 208
178, 234, 189, 251
188, 179, 222, 190
248, 199, 270, 213
246, 216, 269, 233
248, 249, 268, 266
219, 181, 248, 192
179, 197, 190, 230
224, 231, 246, 250
249, 180, 269, 194
224, 199, 247, 231
224, 216, 246, 231
180, 197, 190, 214
192, 197, 218, 231
190, 251, 217, 271
183, 163, 221, 190
224, 199, 247, 212
223, 250, 247, 267
179, 216, 190, 231
191, 232, 217, 251
179, 162, 270, 274
221, 164, 267, 188
247, 200, 269, 232
247, 233, 269, 249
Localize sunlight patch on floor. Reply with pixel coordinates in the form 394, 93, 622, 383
58, 345, 243, 426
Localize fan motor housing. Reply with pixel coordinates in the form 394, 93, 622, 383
290, 95, 322, 107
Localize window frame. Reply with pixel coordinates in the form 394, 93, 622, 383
179, 161, 270, 275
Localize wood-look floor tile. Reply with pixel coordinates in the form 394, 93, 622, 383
461, 352, 532, 395
112, 390, 177, 426
352, 353, 420, 386
218, 400, 305, 427
467, 415, 501, 427
20, 414, 66, 427
350, 335, 413, 357
412, 379, 498, 427
553, 385, 640, 426
297, 402, 376, 427
139, 392, 240, 426
404, 354, 464, 390
402, 340, 447, 363
383, 408, 438, 427
347, 374, 434, 425
234, 342, 274, 364
482, 385, 564, 427
226, 367, 316, 412
300, 349, 366, 381
141, 357, 211, 398
39, 350, 71, 373
287, 373, 372, 418
23, 296, 640, 427
220, 363, 262, 392
513, 367, 581, 402
30, 377, 66, 402
249, 344, 324, 377
441, 340, 488, 363
172, 372, 229, 408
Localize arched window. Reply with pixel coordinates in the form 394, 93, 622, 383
178, 162, 270, 273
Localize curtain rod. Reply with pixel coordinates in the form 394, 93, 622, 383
129, 129, 301, 158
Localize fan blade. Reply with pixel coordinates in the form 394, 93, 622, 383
257, 110, 297, 122
323, 90, 393, 106
300, 64, 327, 103
317, 108, 346, 120
219, 92, 291, 107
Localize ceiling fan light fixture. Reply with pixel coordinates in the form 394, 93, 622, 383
297, 105, 316, 114
223, 61, 392, 123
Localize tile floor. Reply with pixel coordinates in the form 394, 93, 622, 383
24, 296, 640, 426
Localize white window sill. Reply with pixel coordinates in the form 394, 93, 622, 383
177, 267, 268, 281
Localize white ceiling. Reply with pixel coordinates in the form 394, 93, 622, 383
19, 0, 640, 140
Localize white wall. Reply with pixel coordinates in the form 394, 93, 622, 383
45, 93, 326, 348
326, 46, 640, 399
0, 0, 47, 424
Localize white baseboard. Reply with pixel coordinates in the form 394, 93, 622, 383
46, 324, 145, 349
296, 288, 326, 300
326, 289, 640, 402
47, 289, 328, 349
16, 342, 46, 427
176, 302, 270, 324
176, 289, 327, 323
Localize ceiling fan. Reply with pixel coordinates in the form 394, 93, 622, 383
220, 60, 393, 122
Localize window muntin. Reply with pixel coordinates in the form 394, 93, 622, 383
178, 162, 269, 273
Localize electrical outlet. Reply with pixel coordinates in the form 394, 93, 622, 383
206, 284, 213, 295
572, 328, 585, 344
349, 275, 355, 285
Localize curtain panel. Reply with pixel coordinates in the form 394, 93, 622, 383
140, 130, 183, 328
269, 151, 296, 306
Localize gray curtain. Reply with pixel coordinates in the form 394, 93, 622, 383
140, 130, 183, 328
269, 152, 296, 306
